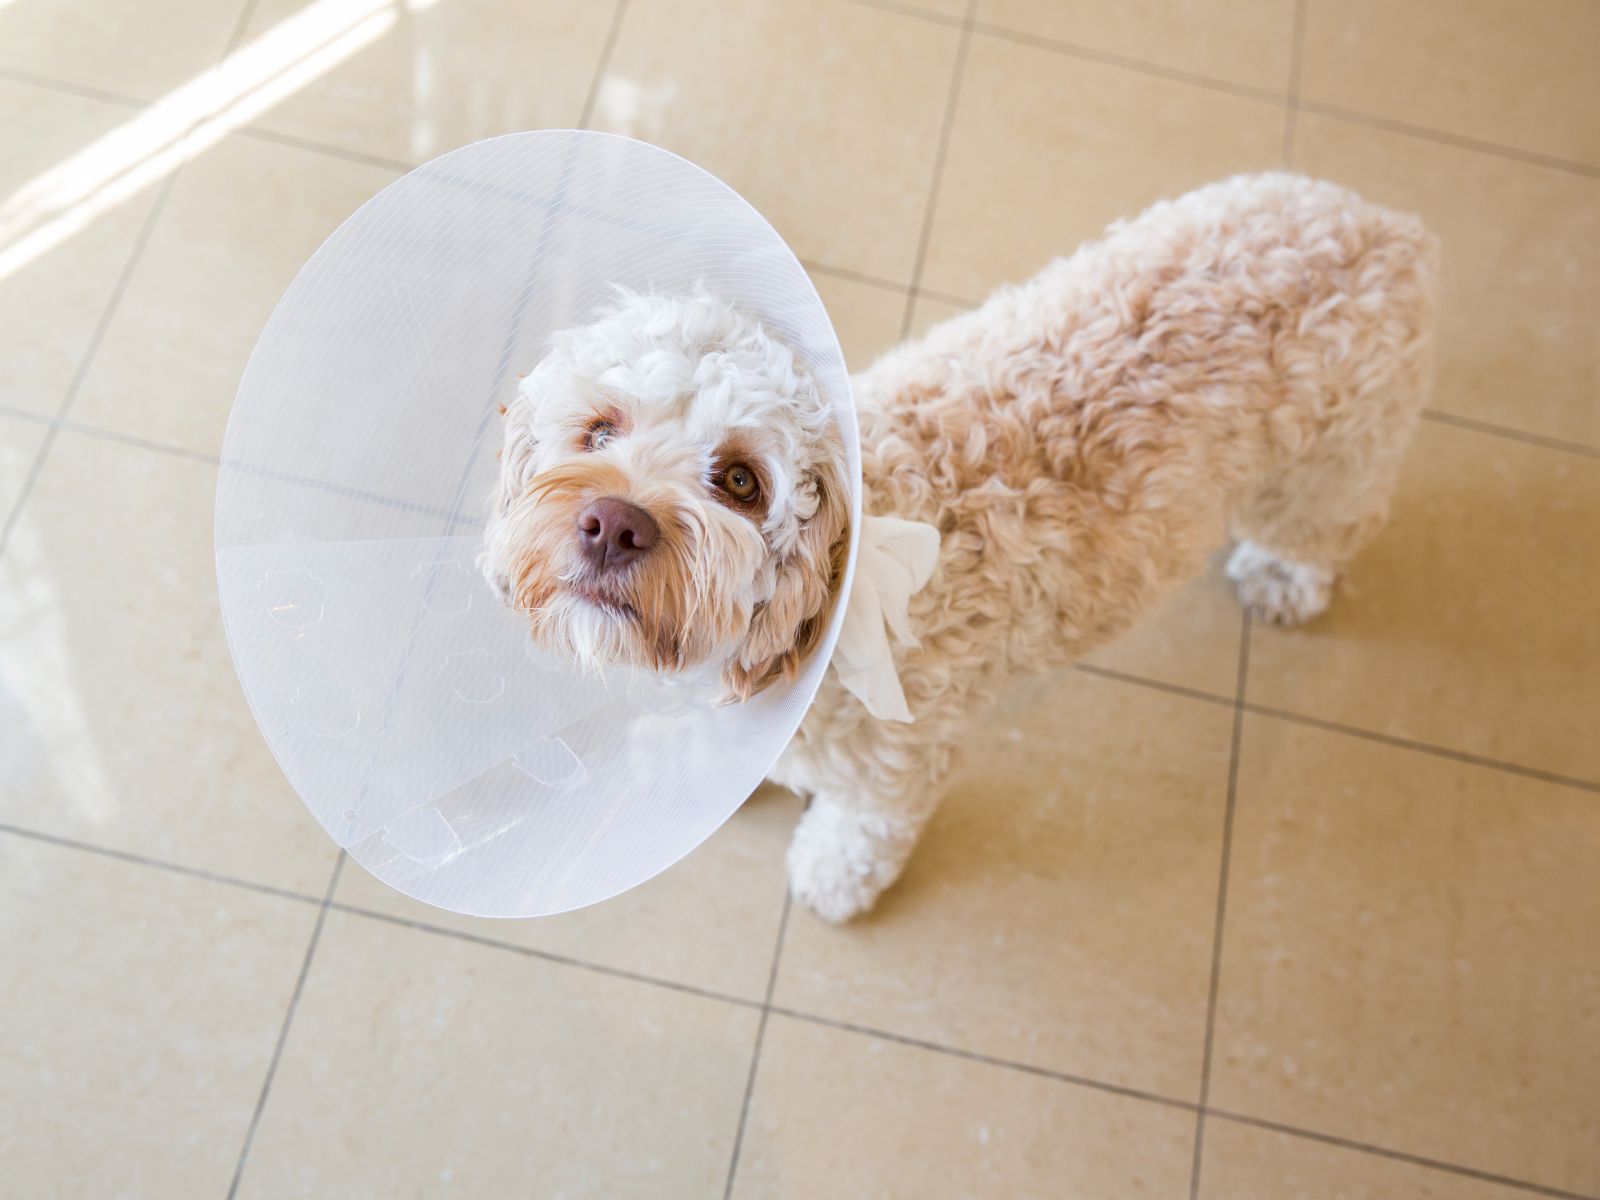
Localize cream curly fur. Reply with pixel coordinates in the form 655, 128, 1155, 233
773, 172, 1437, 921
485, 172, 1437, 924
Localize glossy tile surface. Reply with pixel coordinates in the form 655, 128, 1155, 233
4, 1, 1597, 1194
0, 414, 49, 518
1300, 0, 1600, 169
240, 0, 617, 165
70, 132, 400, 456
922, 33, 1283, 301
1198, 1121, 1539, 1200
733, 1015, 1197, 1199
0, 833, 316, 1196
1293, 112, 1600, 449
0, 431, 340, 895
1246, 421, 1600, 783
809, 272, 911, 374
0, 0, 241, 102
335, 785, 800, 1002
1211, 715, 1600, 1194
776, 669, 1232, 1101
0, 81, 166, 416
593, 0, 961, 285
235, 910, 759, 1198
979, 0, 1297, 94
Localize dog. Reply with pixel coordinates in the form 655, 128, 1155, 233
483, 172, 1438, 923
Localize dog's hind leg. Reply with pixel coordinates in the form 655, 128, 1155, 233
1227, 371, 1427, 626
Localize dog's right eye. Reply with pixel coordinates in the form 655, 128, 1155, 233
583, 420, 618, 451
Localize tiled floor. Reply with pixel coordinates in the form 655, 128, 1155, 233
1, 0, 1596, 1196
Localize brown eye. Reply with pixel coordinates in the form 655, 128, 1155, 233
723, 463, 759, 501
583, 420, 617, 451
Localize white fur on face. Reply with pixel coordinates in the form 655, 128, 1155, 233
483, 290, 847, 692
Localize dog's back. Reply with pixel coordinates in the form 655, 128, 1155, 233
852, 171, 1438, 670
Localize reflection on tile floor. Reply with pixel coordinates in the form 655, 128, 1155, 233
1, 0, 1595, 1196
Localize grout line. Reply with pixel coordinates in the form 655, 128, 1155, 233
897, 0, 978, 341
1207, 1110, 1600, 1200
968, 18, 1286, 106
912, 284, 981, 311
1420, 409, 1600, 462
227, 123, 414, 174
1294, 99, 1600, 181
0, 168, 184, 560
847, 0, 1600, 182
801, 258, 914, 296
5, 5, 1597, 191
846, 0, 965, 30
1281, 0, 1308, 165
225, 852, 345, 1200
58, 418, 222, 465
0, 823, 325, 908
0, 404, 56, 428
1073, 662, 1235, 711
6, 817, 1595, 1198
1077, 666, 1599, 795
1189, 609, 1252, 1198
767, 1004, 1199, 1112
326, 900, 764, 1011
1241, 703, 1600, 795
577, 0, 630, 131
722, 891, 793, 1199
0, 64, 147, 109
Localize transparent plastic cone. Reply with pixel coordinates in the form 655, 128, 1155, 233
215, 131, 859, 917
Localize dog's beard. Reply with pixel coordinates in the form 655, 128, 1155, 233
495, 461, 769, 676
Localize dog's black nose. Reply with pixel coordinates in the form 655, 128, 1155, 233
577, 497, 659, 571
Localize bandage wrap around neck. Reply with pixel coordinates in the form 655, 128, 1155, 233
216, 131, 933, 918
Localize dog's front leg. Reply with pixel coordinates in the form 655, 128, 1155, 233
774, 699, 956, 923
785, 792, 934, 923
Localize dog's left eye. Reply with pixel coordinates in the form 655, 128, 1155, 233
721, 463, 760, 501
583, 420, 617, 451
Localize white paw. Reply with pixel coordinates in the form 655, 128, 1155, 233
1226, 540, 1335, 626
786, 800, 919, 924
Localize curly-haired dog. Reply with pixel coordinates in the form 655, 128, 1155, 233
483, 172, 1438, 923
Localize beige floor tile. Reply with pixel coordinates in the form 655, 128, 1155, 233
1300, 0, 1600, 169
1082, 553, 1243, 698
1199, 1120, 1536, 1200
0, 431, 339, 895
592, 0, 960, 285
71, 133, 398, 456
905, 292, 970, 340
1245, 421, 1600, 783
336, 784, 799, 1001
0, 832, 317, 1197
810, 272, 909, 375
1293, 113, 1600, 450
0, 81, 168, 416
0, 0, 240, 102
240, 0, 616, 166
978, 0, 1297, 95
236, 909, 758, 1198
897, 0, 969, 19
0, 414, 49, 518
733, 1015, 1196, 1199
922, 35, 1283, 301
1210, 716, 1600, 1195
775, 670, 1231, 1101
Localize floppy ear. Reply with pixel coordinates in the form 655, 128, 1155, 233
721, 444, 851, 702
482, 391, 541, 603
493, 391, 539, 518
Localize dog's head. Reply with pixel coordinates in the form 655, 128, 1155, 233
484, 290, 850, 702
